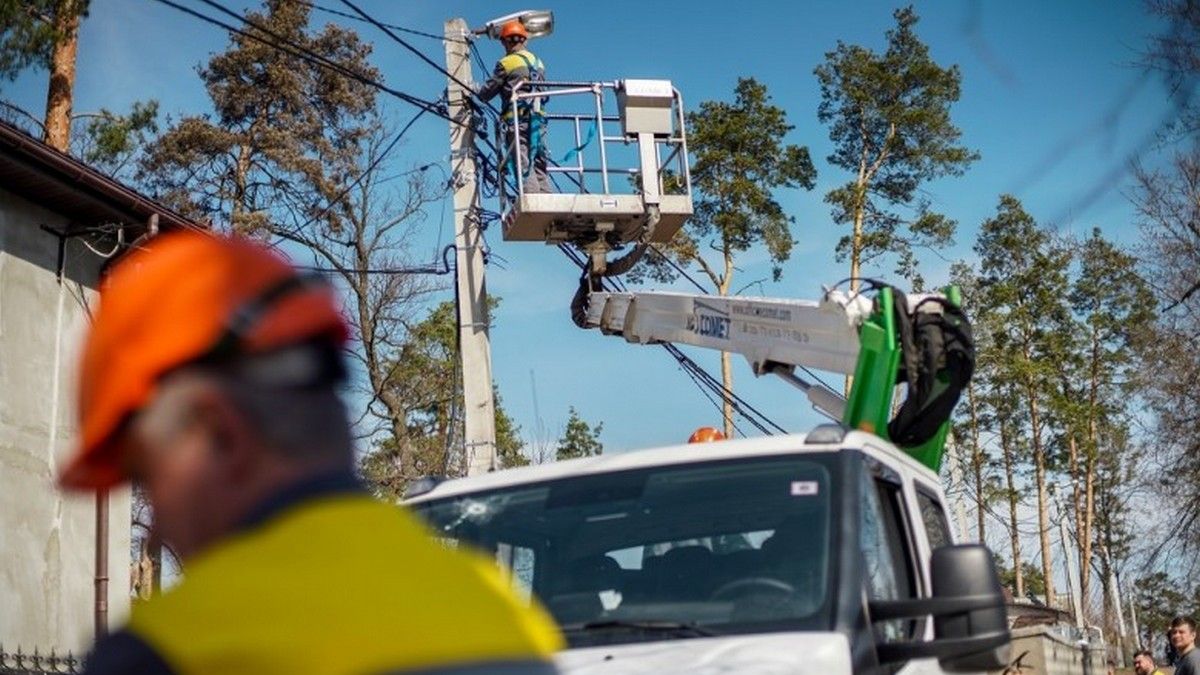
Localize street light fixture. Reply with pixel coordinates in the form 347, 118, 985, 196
475, 10, 554, 40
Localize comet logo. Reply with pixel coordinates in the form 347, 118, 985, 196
692, 303, 731, 340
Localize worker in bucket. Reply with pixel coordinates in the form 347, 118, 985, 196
62, 232, 562, 674
476, 19, 554, 194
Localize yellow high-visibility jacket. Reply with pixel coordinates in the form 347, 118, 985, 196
476, 48, 545, 118
82, 478, 563, 675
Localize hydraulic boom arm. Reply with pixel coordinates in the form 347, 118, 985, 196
579, 285, 971, 471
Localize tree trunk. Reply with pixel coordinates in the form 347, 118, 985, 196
1081, 327, 1101, 620
966, 383, 986, 541
719, 245, 734, 438
1067, 433, 1087, 619
1000, 419, 1024, 598
721, 351, 734, 438
1028, 388, 1056, 608
850, 183, 865, 294
845, 176, 867, 395
148, 530, 162, 596
43, 1, 82, 151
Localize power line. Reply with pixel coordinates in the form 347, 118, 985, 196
336, 0, 501, 118
647, 244, 709, 293
298, 244, 455, 276
154, 0, 450, 124
167, 0, 785, 435
558, 244, 785, 436
470, 41, 493, 82
298, 0, 451, 42
671, 347, 752, 439
561, 246, 751, 430
641, 246, 831, 425
297, 103, 436, 234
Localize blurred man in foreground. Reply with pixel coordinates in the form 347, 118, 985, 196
61, 232, 562, 675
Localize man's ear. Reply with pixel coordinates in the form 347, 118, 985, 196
191, 383, 258, 479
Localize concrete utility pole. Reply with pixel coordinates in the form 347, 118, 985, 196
1053, 490, 1086, 631
944, 433, 972, 542
1101, 543, 1129, 662
1129, 594, 1141, 648
445, 18, 496, 476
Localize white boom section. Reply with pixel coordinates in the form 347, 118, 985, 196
584, 289, 874, 374
583, 289, 875, 417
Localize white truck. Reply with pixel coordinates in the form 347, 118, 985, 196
405, 285, 1012, 674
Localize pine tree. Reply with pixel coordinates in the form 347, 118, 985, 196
1066, 229, 1155, 614
140, 0, 377, 235
0, 0, 90, 149
975, 195, 1073, 608
360, 301, 527, 498
556, 407, 604, 461
814, 6, 977, 291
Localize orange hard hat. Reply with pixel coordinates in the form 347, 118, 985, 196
687, 426, 726, 443
499, 19, 528, 40
58, 231, 349, 491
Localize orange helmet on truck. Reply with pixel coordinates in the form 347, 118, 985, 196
687, 426, 727, 443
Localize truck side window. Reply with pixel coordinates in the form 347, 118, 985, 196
916, 490, 953, 550
859, 470, 915, 642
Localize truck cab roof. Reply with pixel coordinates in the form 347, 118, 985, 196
405, 427, 941, 504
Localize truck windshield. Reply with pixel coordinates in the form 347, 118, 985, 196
410, 454, 836, 647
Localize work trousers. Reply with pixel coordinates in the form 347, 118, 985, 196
502, 117, 554, 194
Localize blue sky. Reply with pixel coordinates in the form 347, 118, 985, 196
3, 0, 1177, 454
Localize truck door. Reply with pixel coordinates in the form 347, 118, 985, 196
859, 461, 920, 670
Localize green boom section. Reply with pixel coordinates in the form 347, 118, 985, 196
840, 286, 963, 472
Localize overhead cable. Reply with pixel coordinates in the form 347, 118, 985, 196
154, 0, 450, 123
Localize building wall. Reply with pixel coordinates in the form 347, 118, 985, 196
0, 187, 131, 654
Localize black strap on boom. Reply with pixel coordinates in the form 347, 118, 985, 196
886, 290, 976, 447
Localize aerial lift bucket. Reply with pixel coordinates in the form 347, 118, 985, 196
497, 79, 694, 272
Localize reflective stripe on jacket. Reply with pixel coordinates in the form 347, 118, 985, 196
476, 49, 545, 117
100, 494, 562, 675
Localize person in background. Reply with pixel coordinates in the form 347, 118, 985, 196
1171, 616, 1200, 675
1133, 649, 1165, 675
62, 232, 562, 675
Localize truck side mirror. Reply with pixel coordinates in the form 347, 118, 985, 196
868, 544, 1010, 672
930, 544, 1011, 672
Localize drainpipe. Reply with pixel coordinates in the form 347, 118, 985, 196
94, 488, 108, 639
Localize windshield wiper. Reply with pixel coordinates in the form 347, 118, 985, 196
563, 619, 717, 637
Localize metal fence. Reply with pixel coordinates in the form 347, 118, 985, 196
0, 648, 82, 675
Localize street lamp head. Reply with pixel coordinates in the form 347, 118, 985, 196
477, 10, 554, 40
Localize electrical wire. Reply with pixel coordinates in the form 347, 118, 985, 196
470, 41, 492, 80
671, 346, 751, 439
297, 0, 453, 42
154, 0, 452, 124
337, 0, 501, 118
298, 244, 456, 276
647, 244, 709, 293
558, 243, 784, 436
296, 102, 434, 234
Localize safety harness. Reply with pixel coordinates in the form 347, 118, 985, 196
505, 50, 546, 179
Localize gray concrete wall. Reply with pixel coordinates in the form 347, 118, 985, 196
0, 187, 131, 654
993, 626, 1109, 675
